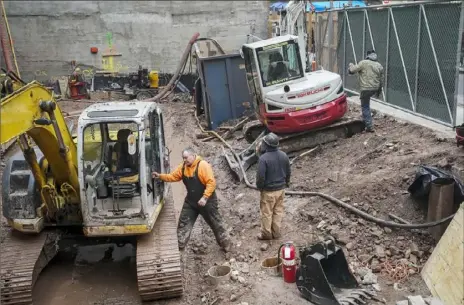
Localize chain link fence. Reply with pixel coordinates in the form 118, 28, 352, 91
314, 1, 464, 126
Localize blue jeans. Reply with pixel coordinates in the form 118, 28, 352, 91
360, 90, 377, 130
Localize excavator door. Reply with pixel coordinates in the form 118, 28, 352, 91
149, 110, 166, 199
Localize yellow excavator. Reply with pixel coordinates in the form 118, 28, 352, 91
0, 4, 183, 304
0, 82, 183, 304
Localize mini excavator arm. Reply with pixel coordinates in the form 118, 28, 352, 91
1, 81, 81, 231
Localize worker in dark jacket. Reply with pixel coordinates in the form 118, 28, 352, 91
255, 133, 291, 240
153, 148, 231, 252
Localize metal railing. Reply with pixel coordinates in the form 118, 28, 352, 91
314, 1, 464, 126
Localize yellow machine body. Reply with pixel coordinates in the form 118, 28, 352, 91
0, 81, 169, 237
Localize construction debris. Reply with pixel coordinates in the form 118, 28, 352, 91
396, 295, 444, 305
1, 94, 463, 305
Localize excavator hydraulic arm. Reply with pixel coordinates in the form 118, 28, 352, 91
1, 81, 80, 222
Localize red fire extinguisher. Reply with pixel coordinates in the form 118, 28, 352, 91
278, 242, 297, 283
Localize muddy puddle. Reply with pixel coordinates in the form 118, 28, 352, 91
33, 244, 140, 305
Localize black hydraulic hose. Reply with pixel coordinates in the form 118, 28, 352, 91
287, 191, 456, 229
147, 32, 200, 102
193, 107, 457, 229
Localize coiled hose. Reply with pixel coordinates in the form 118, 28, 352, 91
193, 107, 457, 229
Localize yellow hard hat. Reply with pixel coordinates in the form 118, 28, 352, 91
75, 67, 81, 72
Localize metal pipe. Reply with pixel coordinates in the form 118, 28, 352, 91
364, 10, 386, 101
325, 1, 460, 12
453, 1, 464, 126
385, 9, 390, 103
362, 10, 365, 61
0, 0, 13, 72
414, 6, 422, 109
1, 0, 19, 77
342, 12, 346, 82
421, 5, 453, 123
390, 8, 415, 111
345, 11, 358, 64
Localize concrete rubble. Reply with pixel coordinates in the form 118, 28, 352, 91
396, 295, 445, 305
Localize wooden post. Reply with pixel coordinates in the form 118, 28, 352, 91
421, 203, 463, 305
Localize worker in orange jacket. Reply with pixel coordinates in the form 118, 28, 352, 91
152, 148, 231, 252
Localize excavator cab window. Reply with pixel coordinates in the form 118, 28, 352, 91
256, 40, 304, 87
82, 123, 104, 175
106, 122, 140, 173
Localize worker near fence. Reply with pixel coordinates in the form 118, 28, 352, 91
152, 148, 232, 252
348, 50, 384, 133
256, 133, 291, 240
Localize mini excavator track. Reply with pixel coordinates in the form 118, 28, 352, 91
136, 186, 183, 301
224, 117, 366, 181
0, 230, 59, 305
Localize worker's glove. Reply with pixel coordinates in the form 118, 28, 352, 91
198, 196, 207, 207
348, 63, 354, 75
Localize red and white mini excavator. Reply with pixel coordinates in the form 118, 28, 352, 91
224, 33, 365, 181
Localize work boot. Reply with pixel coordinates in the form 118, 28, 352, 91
220, 238, 233, 253
257, 233, 272, 240
365, 127, 375, 133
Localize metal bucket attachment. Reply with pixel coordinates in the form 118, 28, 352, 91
296, 239, 377, 305
222, 119, 365, 182
222, 131, 265, 182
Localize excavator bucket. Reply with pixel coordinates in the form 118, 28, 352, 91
222, 130, 266, 182
296, 239, 377, 305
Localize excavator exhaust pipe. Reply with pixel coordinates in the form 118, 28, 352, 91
296, 238, 377, 305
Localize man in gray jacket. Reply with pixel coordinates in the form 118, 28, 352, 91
348, 50, 384, 132
255, 133, 291, 240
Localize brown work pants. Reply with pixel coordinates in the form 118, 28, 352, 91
260, 189, 285, 239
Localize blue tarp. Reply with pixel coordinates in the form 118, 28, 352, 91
270, 1, 366, 12
270, 1, 288, 11
309, 1, 366, 11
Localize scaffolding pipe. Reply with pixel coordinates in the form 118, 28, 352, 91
1, 0, 20, 77
0, 0, 14, 72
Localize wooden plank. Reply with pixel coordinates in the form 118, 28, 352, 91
421, 203, 464, 305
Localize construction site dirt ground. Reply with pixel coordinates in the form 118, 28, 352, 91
1, 96, 463, 305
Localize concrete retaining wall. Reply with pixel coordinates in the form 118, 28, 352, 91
2, 1, 268, 82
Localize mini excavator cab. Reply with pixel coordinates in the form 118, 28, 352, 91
78, 102, 170, 236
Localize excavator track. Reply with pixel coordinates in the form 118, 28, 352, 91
224, 117, 366, 181
136, 186, 183, 301
243, 120, 265, 143
0, 230, 58, 305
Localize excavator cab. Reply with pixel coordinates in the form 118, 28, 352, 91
78, 102, 170, 236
